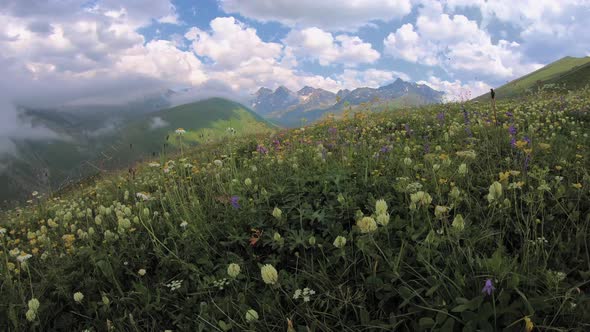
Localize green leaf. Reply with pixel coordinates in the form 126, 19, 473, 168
419, 317, 435, 328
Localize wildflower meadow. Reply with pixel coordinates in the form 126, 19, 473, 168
1, 89, 589, 331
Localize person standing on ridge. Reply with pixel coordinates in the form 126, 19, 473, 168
490, 88, 497, 125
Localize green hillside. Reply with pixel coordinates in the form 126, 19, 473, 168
0, 98, 274, 205
476, 56, 590, 100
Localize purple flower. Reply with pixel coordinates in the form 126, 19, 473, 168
256, 145, 268, 155
404, 123, 413, 136
505, 111, 514, 117
328, 127, 338, 135
272, 139, 281, 149
230, 196, 240, 209
508, 125, 517, 136
482, 279, 495, 296
437, 112, 445, 124
380, 146, 390, 153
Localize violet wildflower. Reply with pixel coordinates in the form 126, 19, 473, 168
482, 279, 495, 296
230, 196, 240, 209
272, 139, 281, 150
404, 123, 413, 137
380, 146, 389, 154
508, 125, 517, 136
437, 112, 445, 124
328, 127, 338, 135
256, 145, 268, 155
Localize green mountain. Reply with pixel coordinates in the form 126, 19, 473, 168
0, 98, 274, 206
476, 56, 590, 100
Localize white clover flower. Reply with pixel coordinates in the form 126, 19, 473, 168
213, 159, 223, 167
333, 236, 347, 248
227, 263, 241, 278
376, 213, 390, 226
73, 292, 84, 303
487, 181, 503, 203
26, 309, 37, 322
452, 214, 465, 231
357, 217, 377, 233
261, 264, 278, 285
138, 269, 147, 276
272, 207, 282, 219
375, 199, 388, 215
175, 128, 186, 135
28, 298, 40, 311
244, 178, 253, 186
180, 221, 188, 228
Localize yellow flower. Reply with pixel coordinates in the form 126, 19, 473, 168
524, 316, 534, 332
357, 217, 378, 233
261, 264, 278, 285
515, 140, 528, 149
498, 171, 510, 182
572, 183, 582, 189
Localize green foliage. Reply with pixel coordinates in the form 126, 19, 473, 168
1, 89, 590, 331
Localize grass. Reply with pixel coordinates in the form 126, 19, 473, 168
1, 88, 590, 331
474, 56, 590, 100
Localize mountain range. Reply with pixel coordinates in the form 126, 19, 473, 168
251, 78, 444, 126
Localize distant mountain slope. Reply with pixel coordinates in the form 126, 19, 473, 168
0, 98, 273, 205
475, 56, 590, 100
251, 79, 443, 126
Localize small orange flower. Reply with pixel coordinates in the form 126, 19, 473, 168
250, 229, 263, 247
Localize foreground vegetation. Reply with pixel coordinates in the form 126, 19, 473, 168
1, 89, 590, 331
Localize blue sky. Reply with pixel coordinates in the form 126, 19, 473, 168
1, 0, 589, 107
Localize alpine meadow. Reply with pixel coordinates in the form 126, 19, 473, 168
1, 1, 589, 331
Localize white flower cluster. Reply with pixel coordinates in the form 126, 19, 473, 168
293, 287, 316, 302
212, 278, 230, 290
166, 279, 183, 291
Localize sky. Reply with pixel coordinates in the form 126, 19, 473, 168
1, 0, 590, 111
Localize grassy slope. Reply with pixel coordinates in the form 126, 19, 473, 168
475, 56, 590, 100
2, 89, 589, 330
